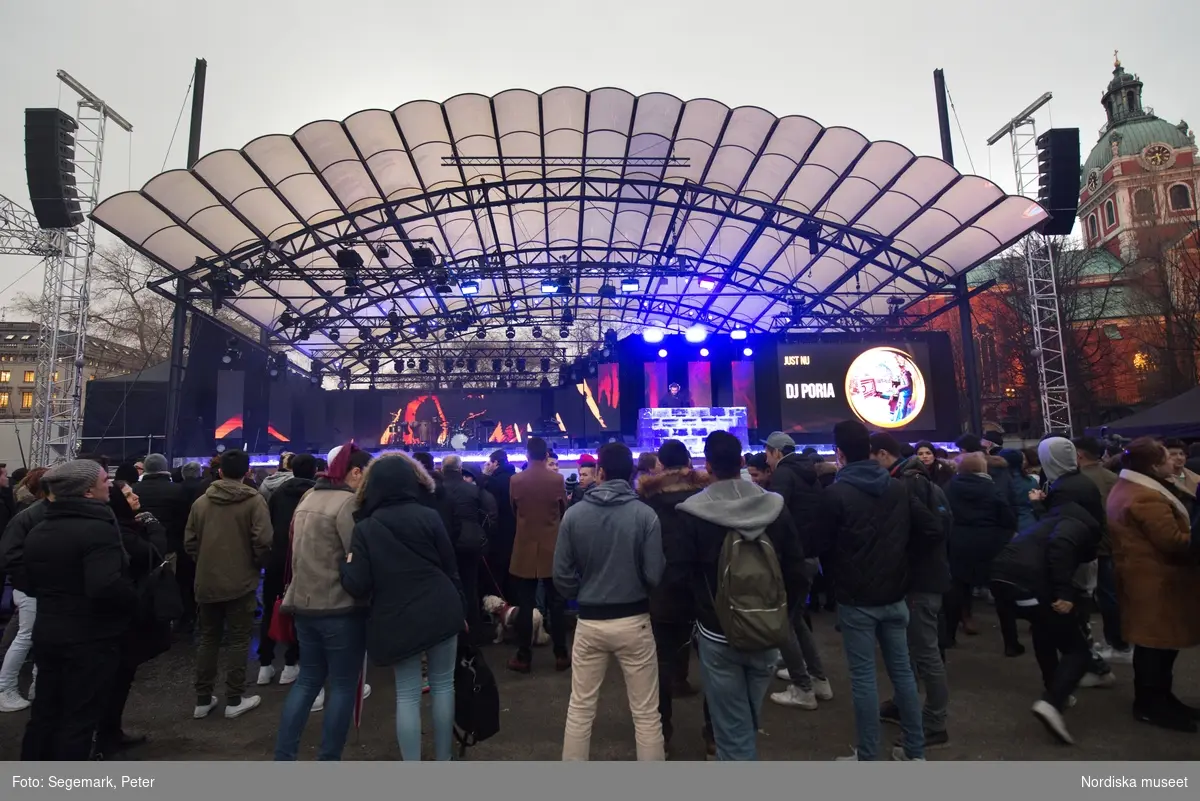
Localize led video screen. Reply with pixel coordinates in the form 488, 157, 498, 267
777, 342, 940, 434
555, 364, 620, 436
374, 390, 543, 450
214, 371, 244, 440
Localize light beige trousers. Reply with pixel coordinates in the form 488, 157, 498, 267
561, 613, 665, 761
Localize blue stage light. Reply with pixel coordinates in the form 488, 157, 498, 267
684, 324, 707, 343
743, 347, 754, 357
541, 279, 558, 294
699, 348, 709, 358
657, 348, 668, 358
620, 278, 639, 293
730, 329, 748, 340
642, 328, 665, 344
460, 280, 479, 296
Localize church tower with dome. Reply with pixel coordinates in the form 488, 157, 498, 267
1077, 54, 1197, 260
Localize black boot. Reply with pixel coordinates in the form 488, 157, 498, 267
1133, 699, 1198, 733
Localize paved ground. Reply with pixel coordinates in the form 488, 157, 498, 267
1, 606, 1197, 761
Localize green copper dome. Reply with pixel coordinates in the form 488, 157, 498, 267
1084, 117, 1194, 176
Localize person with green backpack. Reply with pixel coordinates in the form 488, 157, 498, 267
673, 431, 808, 761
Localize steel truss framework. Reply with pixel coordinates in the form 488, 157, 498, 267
95, 88, 1047, 382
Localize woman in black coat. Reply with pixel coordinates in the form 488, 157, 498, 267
94, 480, 170, 759
943, 452, 1017, 647
340, 454, 467, 761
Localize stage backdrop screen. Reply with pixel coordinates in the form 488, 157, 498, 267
215, 371, 244, 441
687, 362, 713, 407
377, 390, 542, 449
777, 342, 939, 434
643, 362, 668, 409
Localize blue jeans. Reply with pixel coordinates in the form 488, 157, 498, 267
274, 613, 366, 761
838, 602, 924, 760
394, 634, 457, 761
695, 635, 776, 761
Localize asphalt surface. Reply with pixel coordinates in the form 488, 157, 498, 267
1, 606, 1197, 761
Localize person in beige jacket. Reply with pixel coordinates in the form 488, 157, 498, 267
274, 444, 372, 761
184, 450, 272, 721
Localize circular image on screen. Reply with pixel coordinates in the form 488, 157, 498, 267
844, 347, 926, 430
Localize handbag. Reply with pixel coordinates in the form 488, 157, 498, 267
268, 519, 297, 644
137, 539, 183, 624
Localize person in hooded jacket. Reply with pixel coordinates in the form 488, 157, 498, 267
989, 491, 1102, 745
998, 449, 1037, 531
256, 454, 317, 687
942, 452, 1017, 649
816, 421, 942, 762
13, 468, 47, 513
555, 442, 665, 761
20, 460, 136, 761
1073, 436, 1127, 664
258, 452, 295, 502
673, 431, 808, 761
94, 480, 170, 759
340, 454, 468, 761
439, 454, 497, 641
638, 439, 709, 747
480, 450, 517, 600
274, 444, 372, 760
185, 449, 273, 722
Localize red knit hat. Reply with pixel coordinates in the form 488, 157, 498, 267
577, 454, 597, 467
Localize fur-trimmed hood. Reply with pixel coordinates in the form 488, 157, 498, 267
637, 467, 712, 499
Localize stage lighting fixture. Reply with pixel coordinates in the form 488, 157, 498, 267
730, 328, 748, 341
492, 358, 502, 372
374, 244, 390, 261
684, 324, 707, 343
540, 279, 558, 294
367, 358, 380, 375
444, 359, 454, 373
267, 353, 287, 378
505, 326, 516, 340
358, 326, 373, 341
456, 359, 466, 369
516, 358, 527, 373
604, 329, 619, 348
444, 329, 457, 340
310, 359, 324, 384
620, 278, 639, 294
743, 347, 754, 358
336, 248, 365, 295
387, 310, 403, 330
221, 338, 240, 365
540, 357, 551, 372
700, 348, 710, 358
433, 271, 453, 295
798, 219, 820, 253
504, 358, 514, 369
598, 283, 616, 298
475, 328, 487, 339
657, 348, 668, 358
561, 308, 575, 325
467, 358, 477, 373
394, 360, 404, 373
329, 328, 340, 342
642, 328, 665, 344
419, 358, 429, 372
697, 276, 717, 291
277, 311, 295, 330
532, 326, 543, 339
338, 367, 352, 387
412, 246, 435, 270
557, 275, 572, 294
460, 280, 480, 296
559, 327, 570, 339
415, 323, 430, 340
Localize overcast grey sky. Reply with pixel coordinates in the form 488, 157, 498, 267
1, 0, 1196, 313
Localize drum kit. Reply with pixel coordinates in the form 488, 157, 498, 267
383, 412, 493, 451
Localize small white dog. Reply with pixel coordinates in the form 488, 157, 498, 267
482, 595, 550, 646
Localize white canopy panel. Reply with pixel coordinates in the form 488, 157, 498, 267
93, 87, 1046, 367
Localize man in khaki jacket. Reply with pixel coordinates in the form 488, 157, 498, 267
507, 437, 568, 673
185, 449, 272, 721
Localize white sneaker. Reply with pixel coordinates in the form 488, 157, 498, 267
812, 677, 834, 701
280, 665, 300, 685
892, 746, 926, 761
193, 696, 218, 719
1078, 672, 1115, 689
311, 689, 325, 712
1031, 700, 1073, 744
26, 678, 35, 701
0, 689, 31, 713
775, 667, 792, 681
256, 666, 276, 685
362, 683, 372, 700
224, 695, 262, 719
1100, 646, 1134, 664
835, 749, 860, 761
770, 685, 818, 710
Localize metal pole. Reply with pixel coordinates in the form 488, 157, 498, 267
935, 69, 982, 435
164, 58, 206, 464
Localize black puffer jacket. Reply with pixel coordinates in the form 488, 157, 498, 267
1043, 469, 1105, 529
133, 473, 192, 555
266, 476, 316, 577
482, 464, 516, 552
24, 498, 137, 644
945, 472, 1017, 586
817, 461, 943, 607
638, 467, 711, 624
889, 456, 952, 594
991, 502, 1101, 603
340, 456, 466, 666
769, 453, 825, 555
440, 471, 497, 554
0, 499, 47, 594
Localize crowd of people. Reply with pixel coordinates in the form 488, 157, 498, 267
0, 425, 1197, 761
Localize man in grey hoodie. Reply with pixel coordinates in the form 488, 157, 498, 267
553, 442, 665, 761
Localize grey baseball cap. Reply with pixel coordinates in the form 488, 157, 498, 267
761, 431, 794, 451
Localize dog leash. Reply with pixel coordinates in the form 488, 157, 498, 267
480, 555, 508, 605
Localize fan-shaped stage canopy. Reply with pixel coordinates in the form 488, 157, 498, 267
93, 87, 1046, 374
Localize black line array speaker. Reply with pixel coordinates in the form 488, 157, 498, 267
25, 108, 84, 229
1035, 127, 1080, 237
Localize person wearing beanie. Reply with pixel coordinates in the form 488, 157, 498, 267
134, 453, 193, 629
275, 443, 374, 760
20, 460, 138, 760
569, 454, 598, 506
185, 449, 273, 722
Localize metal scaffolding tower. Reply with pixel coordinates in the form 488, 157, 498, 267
28, 72, 132, 466
988, 94, 1074, 436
